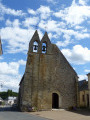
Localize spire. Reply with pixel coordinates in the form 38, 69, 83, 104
41, 31, 51, 44
0, 36, 2, 55
30, 30, 40, 42
29, 30, 41, 53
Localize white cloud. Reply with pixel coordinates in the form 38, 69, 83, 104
54, 0, 90, 25
74, 25, 84, 30
79, 0, 87, 5
0, 62, 19, 75
39, 19, 65, 34
0, 3, 89, 54
0, 2, 25, 21
1, 20, 43, 54
0, 2, 25, 16
56, 33, 72, 47
18, 59, 26, 66
39, 19, 90, 43
84, 69, 90, 73
0, 74, 21, 92
23, 17, 39, 27
37, 6, 52, 19
28, 6, 52, 20
46, 0, 58, 4
78, 74, 88, 81
1, 25, 33, 53
56, 39, 70, 47
61, 45, 90, 64
6, 19, 21, 27
0, 56, 3, 60
0, 59, 26, 92
28, 9, 36, 15
62, 29, 90, 40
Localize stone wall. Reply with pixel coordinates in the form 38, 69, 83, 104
19, 30, 78, 111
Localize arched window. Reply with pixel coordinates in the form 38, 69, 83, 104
42, 42, 47, 54
33, 41, 38, 53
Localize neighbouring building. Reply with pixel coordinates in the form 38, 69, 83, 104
78, 74, 90, 108
5, 97, 17, 105
18, 30, 79, 111
87, 73, 90, 108
78, 80, 89, 108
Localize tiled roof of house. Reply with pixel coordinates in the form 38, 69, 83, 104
19, 74, 25, 85
78, 80, 88, 91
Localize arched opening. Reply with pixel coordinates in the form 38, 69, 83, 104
42, 42, 47, 54
33, 41, 38, 53
52, 93, 59, 109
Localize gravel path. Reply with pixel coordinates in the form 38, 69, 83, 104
31, 109, 90, 120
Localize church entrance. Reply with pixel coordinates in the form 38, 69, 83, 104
52, 93, 59, 109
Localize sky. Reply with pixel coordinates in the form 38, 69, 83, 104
0, 0, 90, 92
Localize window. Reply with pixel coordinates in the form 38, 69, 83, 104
42, 42, 47, 54
82, 95, 85, 102
33, 41, 38, 53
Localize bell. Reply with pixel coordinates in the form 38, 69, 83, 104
34, 45, 37, 50
42, 46, 46, 51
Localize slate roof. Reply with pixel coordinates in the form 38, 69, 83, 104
19, 74, 25, 85
78, 80, 88, 91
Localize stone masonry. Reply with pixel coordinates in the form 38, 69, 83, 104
18, 30, 79, 111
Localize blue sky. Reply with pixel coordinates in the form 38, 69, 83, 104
0, 0, 90, 92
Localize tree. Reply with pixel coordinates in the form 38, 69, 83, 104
0, 89, 18, 100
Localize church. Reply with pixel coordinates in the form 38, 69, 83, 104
18, 30, 79, 111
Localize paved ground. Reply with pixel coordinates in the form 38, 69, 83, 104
0, 112, 49, 120
31, 109, 90, 120
0, 106, 48, 120
0, 106, 90, 120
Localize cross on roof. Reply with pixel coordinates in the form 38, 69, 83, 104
35, 25, 38, 30
45, 26, 47, 31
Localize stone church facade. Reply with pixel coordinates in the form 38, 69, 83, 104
18, 30, 79, 111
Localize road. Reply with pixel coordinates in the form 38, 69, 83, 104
0, 112, 49, 120
0, 106, 48, 120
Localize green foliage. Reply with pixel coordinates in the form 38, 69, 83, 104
0, 89, 18, 100
1, 101, 5, 106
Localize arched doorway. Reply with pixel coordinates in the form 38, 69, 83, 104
52, 93, 59, 109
